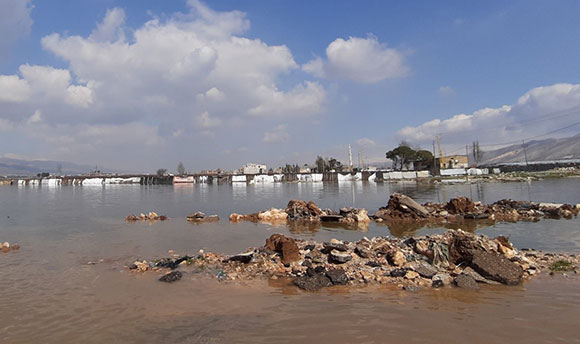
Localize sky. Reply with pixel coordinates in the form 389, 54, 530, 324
1, 0, 580, 173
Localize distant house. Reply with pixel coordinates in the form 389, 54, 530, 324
242, 163, 267, 175
434, 155, 468, 175
299, 166, 311, 173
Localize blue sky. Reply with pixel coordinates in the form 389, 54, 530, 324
1, 0, 580, 172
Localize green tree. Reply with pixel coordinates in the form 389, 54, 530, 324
328, 158, 342, 171
156, 168, 167, 176
386, 144, 417, 170
177, 161, 185, 175
315, 156, 326, 172
415, 150, 434, 170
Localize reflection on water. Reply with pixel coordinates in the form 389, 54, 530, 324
1, 179, 580, 343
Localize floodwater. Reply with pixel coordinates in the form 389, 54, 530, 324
1, 179, 580, 343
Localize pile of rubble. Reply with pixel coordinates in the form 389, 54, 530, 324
374, 193, 580, 224
229, 199, 370, 227
187, 212, 219, 223
1, 241, 20, 253
125, 212, 169, 222
127, 230, 578, 291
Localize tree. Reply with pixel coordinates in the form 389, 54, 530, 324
156, 168, 167, 176
177, 162, 185, 175
315, 156, 326, 173
386, 144, 417, 170
415, 150, 434, 170
328, 158, 342, 171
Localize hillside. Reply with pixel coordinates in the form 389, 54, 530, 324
481, 134, 580, 165
0, 157, 115, 177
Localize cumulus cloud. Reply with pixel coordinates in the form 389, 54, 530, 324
0, 1, 327, 170
397, 83, 580, 148
438, 86, 455, 96
0, 0, 33, 55
263, 124, 289, 143
356, 138, 376, 147
303, 36, 409, 83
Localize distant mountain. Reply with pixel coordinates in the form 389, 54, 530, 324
0, 157, 116, 177
480, 134, 580, 165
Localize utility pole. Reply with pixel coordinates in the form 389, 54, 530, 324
348, 144, 353, 172
465, 145, 469, 181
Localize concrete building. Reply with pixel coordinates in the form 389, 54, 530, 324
434, 155, 469, 175
242, 163, 267, 175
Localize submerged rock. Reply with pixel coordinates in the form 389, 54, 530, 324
159, 271, 183, 283
454, 273, 479, 289
187, 212, 219, 223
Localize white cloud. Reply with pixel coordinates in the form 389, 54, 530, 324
438, 86, 455, 96
0, 0, 33, 54
397, 83, 580, 148
27, 110, 42, 124
0, 2, 327, 169
0, 75, 31, 103
263, 124, 289, 143
356, 138, 376, 147
303, 36, 409, 83
90, 8, 126, 42
195, 111, 221, 128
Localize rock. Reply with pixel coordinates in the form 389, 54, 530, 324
326, 268, 349, 285
329, 250, 352, 264
355, 245, 371, 258
286, 200, 325, 220
432, 273, 453, 286
134, 260, 149, 272
227, 251, 254, 264
469, 250, 524, 285
405, 271, 419, 280
366, 261, 382, 267
265, 234, 300, 264
454, 273, 479, 289
413, 261, 438, 279
293, 268, 332, 291
322, 241, 349, 253
388, 193, 430, 217
462, 266, 501, 285
320, 215, 343, 222
432, 279, 445, 288
446, 197, 475, 214
2, 242, 9, 249
258, 208, 288, 221
390, 268, 408, 278
159, 271, 183, 283
387, 250, 406, 267
187, 212, 219, 223
403, 285, 419, 292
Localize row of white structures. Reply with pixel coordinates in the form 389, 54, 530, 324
13, 168, 496, 186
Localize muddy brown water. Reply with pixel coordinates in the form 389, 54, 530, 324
1, 179, 580, 343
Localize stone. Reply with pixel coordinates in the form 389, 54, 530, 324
432, 273, 453, 286
322, 241, 349, 253
390, 268, 408, 278
265, 234, 300, 264
432, 279, 445, 288
227, 252, 254, 264
413, 261, 438, 279
159, 271, 183, 283
469, 250, 524, 285
405, 271, 419, 280
387, 250, 406, 267
454, 273, 479, 289
326, 268, 349, 285
258, 208, 288, 221
403, 285, 419, 292
293, 272, 332, 291
329, 250, 352, 264
133, 260, 149, 272
366, 261, 382, 268
355, 245, 371, 258
446, 197, 475, 214
461, 267, 501, 285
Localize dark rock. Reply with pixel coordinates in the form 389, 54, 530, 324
414, 262, 438, 279
294, 267, 332, 291
432, 279, 445, 288
320, 215, 343, 222
328, 250, 352, 264
355, 245, 371, 258
155, 258, 179, 270
304, 244, 316, 251
470, 250, 523, 285
454, 273, 479, 289
366, 261, 382, 267
226, 252, 253, 264
390, 268, 408, 278
159, 271, 183, 283
326, 268, 349, 285
128, 263, 138, 270
302, 260, 313, 268
322, 242, 349, 253
286, 200, 324, 220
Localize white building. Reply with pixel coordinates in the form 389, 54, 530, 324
242, 163, 267, 175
